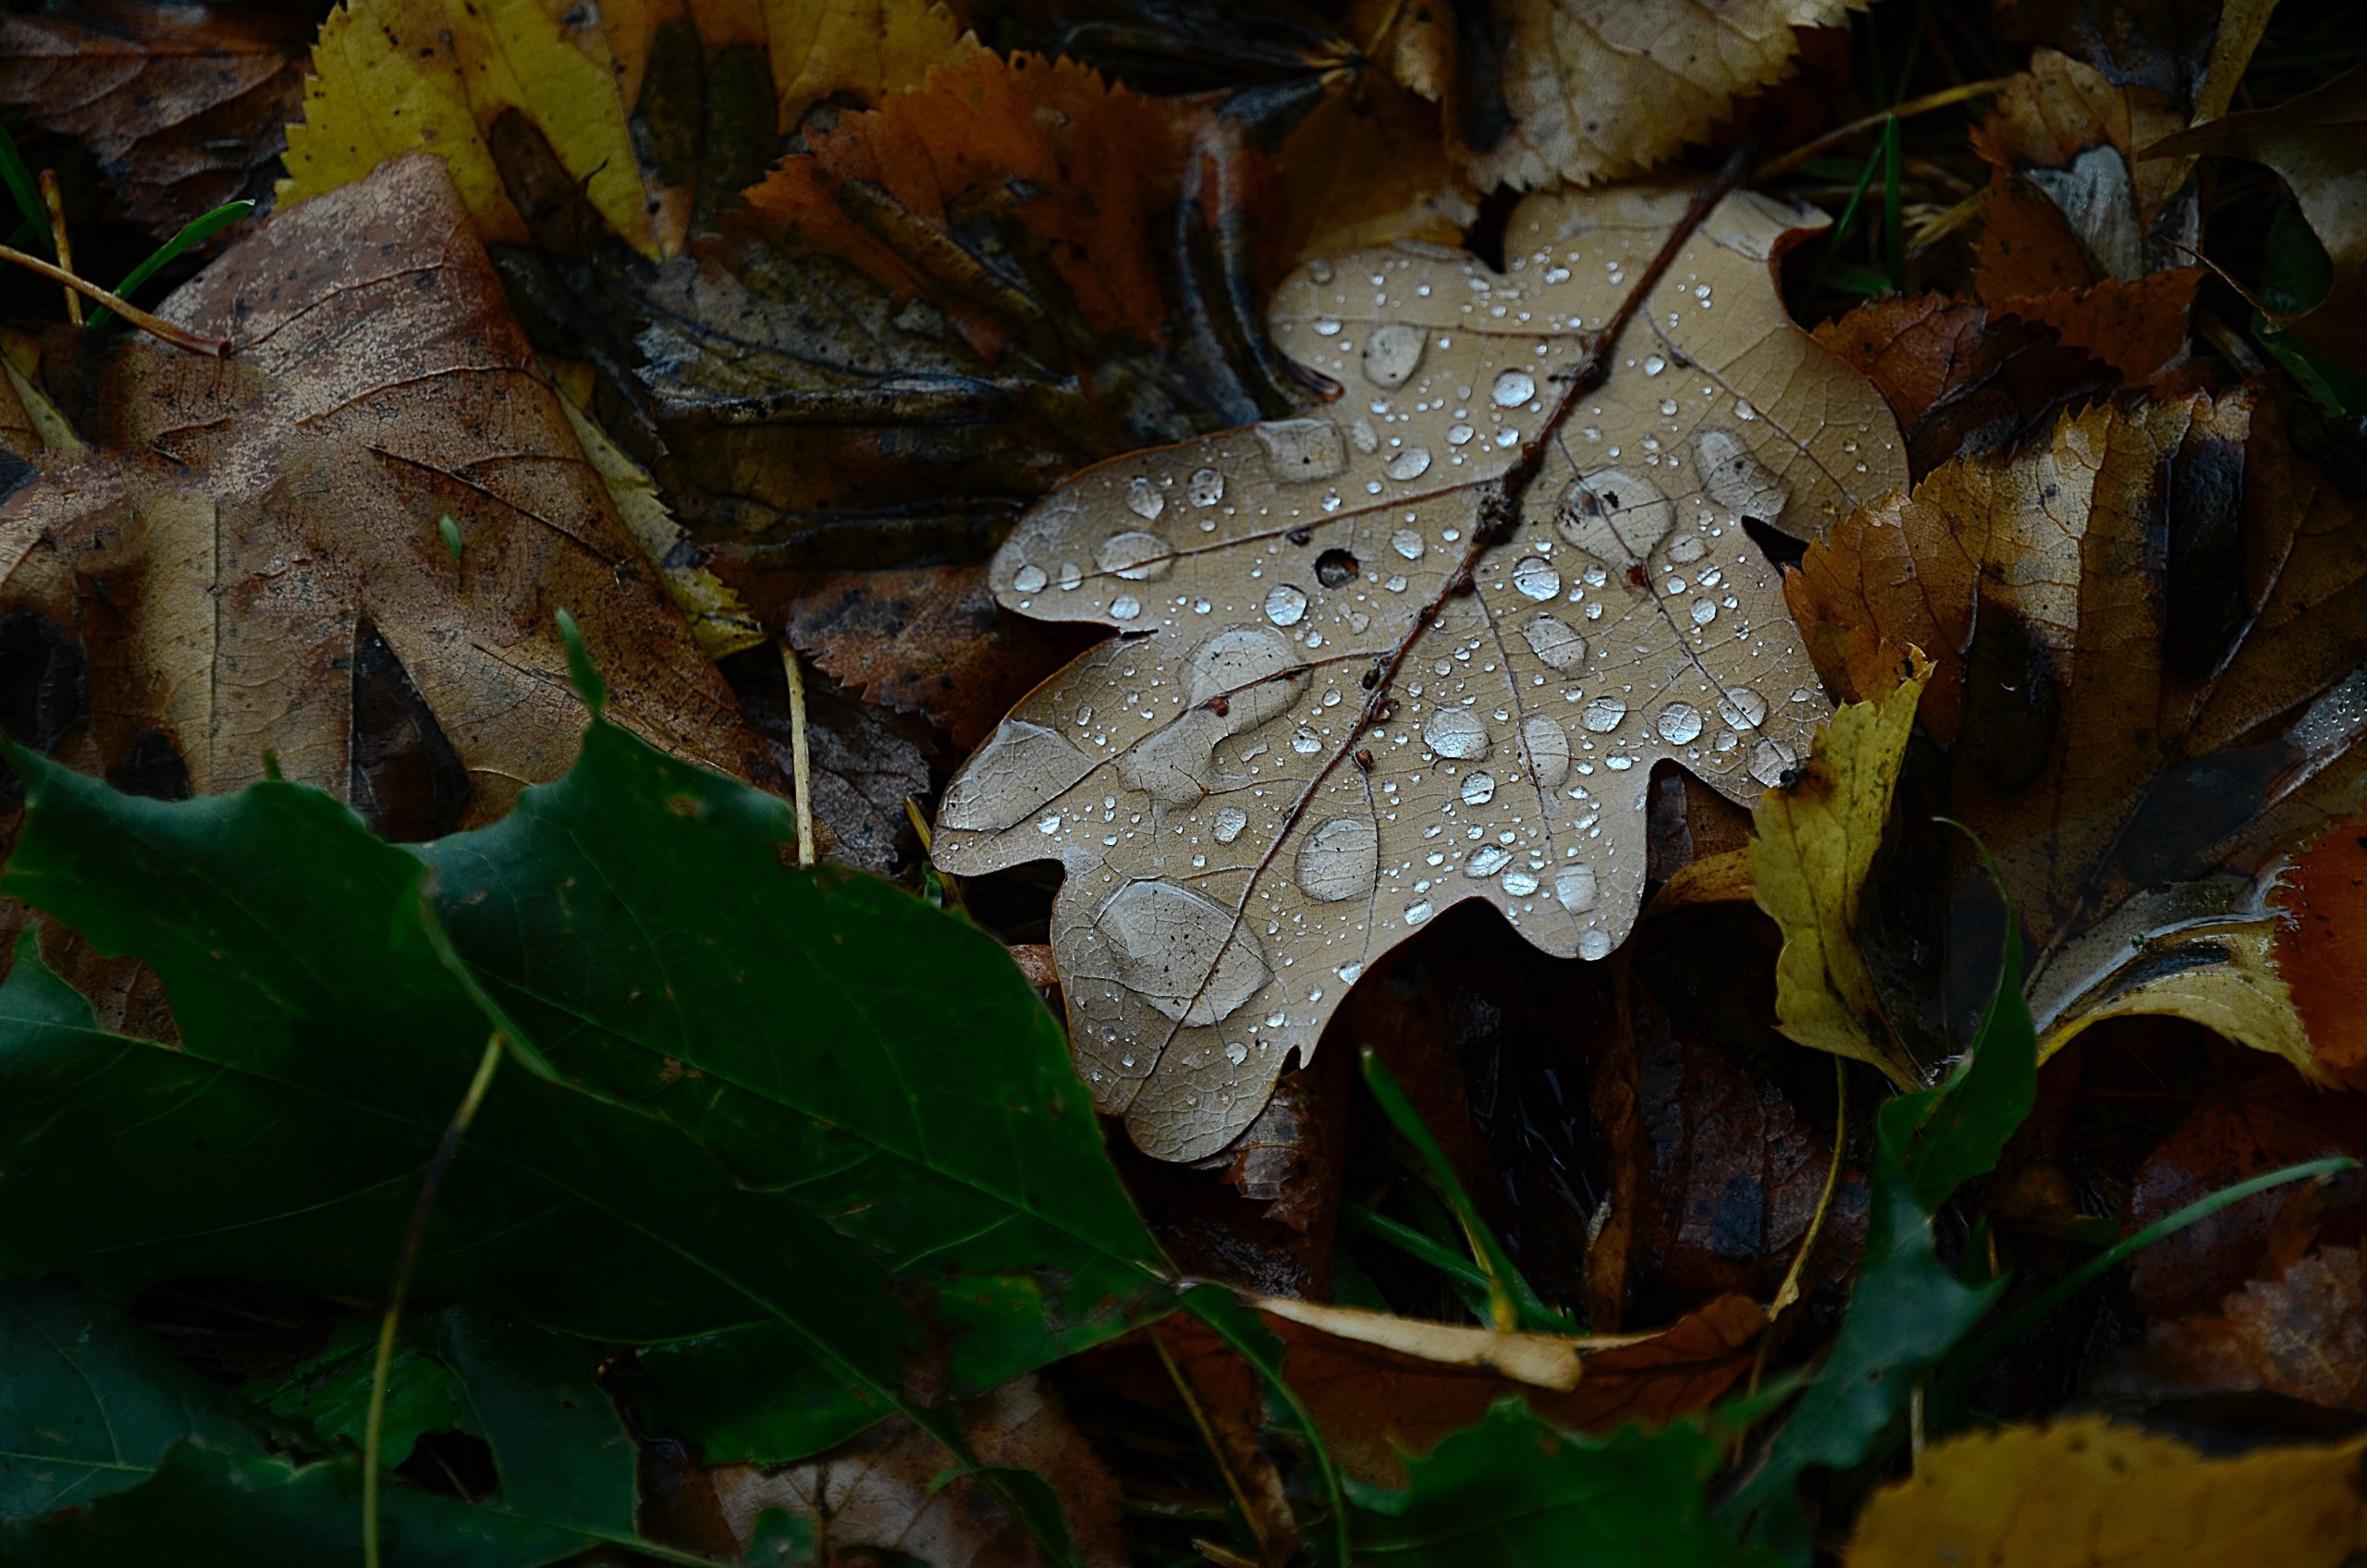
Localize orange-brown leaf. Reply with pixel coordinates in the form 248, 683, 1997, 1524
2143, 1245, 2367, 1411
2275, 814, 2367, 1071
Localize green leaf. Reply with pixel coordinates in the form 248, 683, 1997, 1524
1347, 1400, 1773, 1567
0, 1273, 274, 1515
246, 1316, 473, 1467
1, 1444, 589, 1568
414, 717, 1171, 1457
1721, 927, 2035, 1556
409, 1309, 635, 1536
0, 743, 915, 1427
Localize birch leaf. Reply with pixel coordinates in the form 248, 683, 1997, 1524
931, 183, 1907, 1160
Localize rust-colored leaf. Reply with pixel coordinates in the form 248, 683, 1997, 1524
2274, 812, 2367, 1071
2141, 1244, 2367, 1411
931, 183, 1906, 1159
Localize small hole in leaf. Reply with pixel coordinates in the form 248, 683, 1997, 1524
1316, 548, 1359, 587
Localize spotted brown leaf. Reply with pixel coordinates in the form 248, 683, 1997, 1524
932, 184, 1907, 1160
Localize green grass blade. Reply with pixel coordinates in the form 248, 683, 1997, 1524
88, 199, 255, 330
0, 122, 48, 254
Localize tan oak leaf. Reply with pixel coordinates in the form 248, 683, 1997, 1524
931, 184, 1906, 1160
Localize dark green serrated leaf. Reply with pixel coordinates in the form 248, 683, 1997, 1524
0, 1270, 274, 1516
1347, 1400, 1774, 1567
245, 1316, 473, 1467
0, 1444, 589, 1568
410, 1309, 635, 1536
414, 717, 1170, 1458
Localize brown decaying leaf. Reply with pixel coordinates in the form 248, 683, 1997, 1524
2149, 60, 2367, 375
674, 1375, 1128, 1568
2140, 1244, 2367, 1411
1786, 393, 2367, 1066
1445, 0, 1870, 191
932, 183, 1906, 1161
2274, 812, 2367, 1072
1844, 1417, 2367, 1568
0, 0, 307, 238
0, 153, 773, 834
2123, 1068, 2367, 1322
1161, 1292, 1765, 1489
1971, 48, 2195, 286
1811, 293, 2119, 485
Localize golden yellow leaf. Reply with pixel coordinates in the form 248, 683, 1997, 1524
1457, 0, 1870, 190
1751, 656, 1930, 1086
280, 0, 973, 258
930, 182, 1906, 1159
1845, 1417, 2367, 1568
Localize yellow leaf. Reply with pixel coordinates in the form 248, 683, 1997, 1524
1846, 1417, 2367, 1568
1750, 655, 1931, 1086
281, 0, 972, 258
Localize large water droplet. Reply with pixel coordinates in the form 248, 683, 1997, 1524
1404, 899, 1434, 925
1555, 467, 1674, 562
1423, 707, 1490, 759
1362, 323, 1426, 389
1523, 718, 1570, 787
1213, 805, 1248, 843
1189, 626, 1305, 724
1257, 418, 1347, 483
1097, 530, 1171, 582
1750, 739, 1797, 786
1521, 614, 1588, 673
1578, 929, 1613, 960
1012, 564, 1048, 594
1501, 867, 1539, 897
1657, 702, 1703, 744
1718, 689, 1769, 729
938, 720, 1094, 831
1264, 584, 1308, 627
1491, 369, 1537, 408
1392, 527, 1427, 561
1125, 476, 1166, 521
1296, 816, 1379, 901
1292, 727, 1321, 754
1582, 695, 1627, 733
1513, 557, 1563, 601
1387, 447, 1433, 482
1188, 467, 1225, 507
1695, 429, 1789, 524
1555, 864, 1600, 914
1460, 771, 1496, 805
1642, 355, 1666, 376
1094, 881, 1270, 1026
1110, 595, 1143, 621
1690, 598, 1718, 626
1464, 844, 1513, 877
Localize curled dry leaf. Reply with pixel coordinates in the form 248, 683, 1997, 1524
1166, 1292, 1765, 1489
0, 0, 307, 238
1843, 1417, 2367, 1568
282, 0, 974, 258
1785, 394, 2367, 1071
0, 154, 771, 834
1447, 0, 1870, 191
931, 182, 1907, 1160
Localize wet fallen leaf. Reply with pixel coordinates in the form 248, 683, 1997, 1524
2273, 811, 2367, 1071
2140, 1244, 2367, 1410
931, 182, 1906, 1160
1752, 658, 1931, 1084
282, 0, 974, 258
1786, 393, 2367, 1071
1986, 267, 2205, 386
1812, 293, 2118, 483
1844, 1417, 2367, 1567
0, 0, 307, 238
0, 153, 771, 833
1444, 0, 1869, 191
2150, 60, 2367, 375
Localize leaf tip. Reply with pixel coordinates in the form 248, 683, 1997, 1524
554, 607, 607, 717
